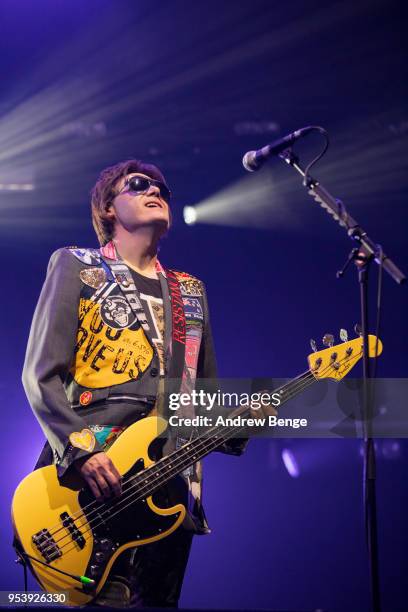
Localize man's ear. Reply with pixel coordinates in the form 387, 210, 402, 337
105, 203, 115, 221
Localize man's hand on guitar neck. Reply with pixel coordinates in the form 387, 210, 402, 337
74, 452, 122, 501
249, 389, 278, 421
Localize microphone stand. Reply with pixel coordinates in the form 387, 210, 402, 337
278, 148, 406, 612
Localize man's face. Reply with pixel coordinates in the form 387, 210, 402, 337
108, 172, 171, 235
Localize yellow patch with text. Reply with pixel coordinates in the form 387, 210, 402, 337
70, 298, 153, 388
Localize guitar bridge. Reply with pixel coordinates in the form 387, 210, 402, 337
32, 529, 62, 562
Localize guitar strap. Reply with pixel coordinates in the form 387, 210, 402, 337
98, 257, 151, 333
99, 252, 187, 398
164, 268, 186, 382
99, 245, 201, 507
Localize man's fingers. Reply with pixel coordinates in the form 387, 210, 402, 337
93, 472, 112, 500
75, 452, 122, 500
86, 476, 103, 501
106, 458, 122, 484
104, 468, 122, 497
101, 457, 122, 497
249, 395, 278, 418
261, 406, 278, 418
250, 407, 277, 419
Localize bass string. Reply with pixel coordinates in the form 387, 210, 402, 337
53, 418, 256, 559
41, 370, 313, 547
82, 371, 315, 519
65, 361, 324, 555
79, 373, 318, 531
38, 369, 312, 549
40, 365, 330, 554
41, 348, 359, 554
42, 369, 321, 555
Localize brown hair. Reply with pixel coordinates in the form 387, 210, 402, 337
90, 159, 169, 246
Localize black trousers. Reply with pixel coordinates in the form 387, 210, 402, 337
91, 527, 194, 608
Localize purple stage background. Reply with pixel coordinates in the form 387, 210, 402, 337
1, 1, 407, 610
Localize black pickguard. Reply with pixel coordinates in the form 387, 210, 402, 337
78, 452, 188, 588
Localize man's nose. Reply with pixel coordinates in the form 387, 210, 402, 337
146, 183, 160, 197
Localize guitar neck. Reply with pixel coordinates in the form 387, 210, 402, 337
139, 369, 317, 497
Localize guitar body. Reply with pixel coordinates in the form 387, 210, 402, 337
12, 417, 186, 606
11, 333, 383, 606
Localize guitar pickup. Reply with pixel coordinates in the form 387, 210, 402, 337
60, 511, 86, 549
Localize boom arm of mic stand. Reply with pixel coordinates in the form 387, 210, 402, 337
279, 149, 406, 285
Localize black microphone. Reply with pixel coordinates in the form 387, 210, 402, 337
242, 126, 319, 172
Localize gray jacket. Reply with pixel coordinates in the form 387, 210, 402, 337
22, 245, 245, 480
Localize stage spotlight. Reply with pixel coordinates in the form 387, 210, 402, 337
183, 206, 197, 225
182, 169, 296, 229
281, 448, 300, 478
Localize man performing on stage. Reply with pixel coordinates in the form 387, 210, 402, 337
22, 159, 276, 608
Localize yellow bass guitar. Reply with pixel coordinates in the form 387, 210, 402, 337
12, 334, 382, 606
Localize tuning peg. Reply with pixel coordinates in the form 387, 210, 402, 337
354, 323, 362, 337
322, 333, 334, 347
310, 339, 317, 352
339, 328, 348, 342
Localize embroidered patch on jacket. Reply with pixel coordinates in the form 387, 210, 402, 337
173, 272, 203, 297
182, 297, 203, 320
89, 425, 126, 449
79, 391, 93, 406
72, 298, 153, 388
185, 332, 201, 373
100, 295, 136, 329
80, 268, 107, 289
167, 272, 186, 345
69, 247, 101, 265
115, 272, 131, 288
69, 428, 96, 452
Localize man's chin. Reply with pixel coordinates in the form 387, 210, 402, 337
134, 218, 170, 236
153, 217, 170, 234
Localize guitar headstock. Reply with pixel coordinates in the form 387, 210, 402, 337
308, 334, 383, 381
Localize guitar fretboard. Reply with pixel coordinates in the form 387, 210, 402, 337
128, 370, 316, 500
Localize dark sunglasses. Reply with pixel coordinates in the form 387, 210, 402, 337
118, 175, 171, 203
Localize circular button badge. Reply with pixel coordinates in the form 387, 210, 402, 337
100, 296, 136, 329
79, 391, 93, 406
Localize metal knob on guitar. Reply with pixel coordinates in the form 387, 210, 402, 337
322, 333, 334, 347
339, 328, 348, 342
99, 538, 111, 551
